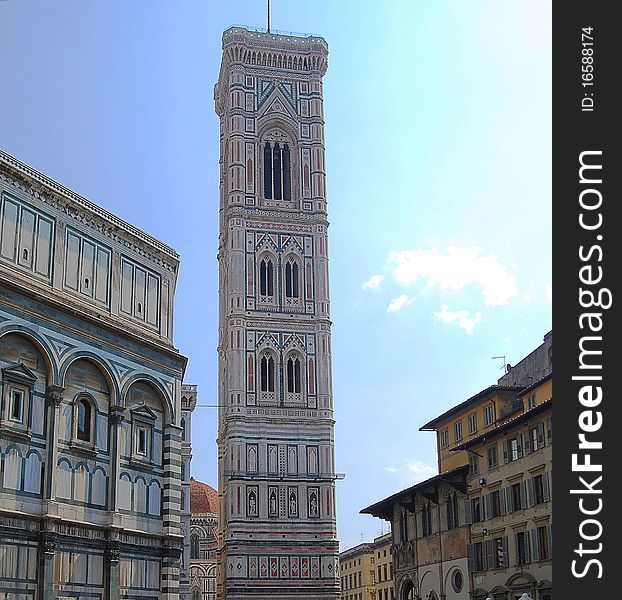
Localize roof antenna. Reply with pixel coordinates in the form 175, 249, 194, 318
491, 355, 507, 371
267, 0, 271, 33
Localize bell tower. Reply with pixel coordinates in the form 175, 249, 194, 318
214, 26, 339, 599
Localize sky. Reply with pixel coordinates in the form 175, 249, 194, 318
0, 0, 551, 551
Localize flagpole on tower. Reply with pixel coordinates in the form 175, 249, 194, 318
267, 0, 271, 33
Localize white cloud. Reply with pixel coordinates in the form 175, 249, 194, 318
363, 274, 385, 290
383, 460, 436, 483
432, 304, 482, 334
387, 294, 414, 313
545, 282, 552, 303
387, 246, 518, 306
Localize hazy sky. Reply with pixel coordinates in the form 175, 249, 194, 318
0, 0, 551, 550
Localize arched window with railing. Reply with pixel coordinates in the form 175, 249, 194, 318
286, 354, 302, 402
259, 257, 274, 297
263, 137, 292, 201
285, 260, 299, 299
260, 355, 275, 393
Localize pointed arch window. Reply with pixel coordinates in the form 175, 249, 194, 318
285, 260, 300, 298
263, 140, 292, 201
260, 356, 275, 393
259, 258, 274, 296
286, 356, 302, 394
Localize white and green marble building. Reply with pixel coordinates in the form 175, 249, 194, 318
0, 150, 191, 600
214, 26, 340, 600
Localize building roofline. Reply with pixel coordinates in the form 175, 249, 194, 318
517, 373, 552, 396
450, 397, 553, 452
338, 542, 375, 557
360, 465, 469, 520
0, 149, 180, 262
419, 385, 524, 431
222, 25, 328, 50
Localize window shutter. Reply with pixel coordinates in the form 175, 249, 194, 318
500, 488, 507, 515
543, 472, 551, 502
506, 487, 514, 513
547, 525, 553, 558
520, 481, 528, 510
546, 418, 553, 442
485, 494, 492, 518
485, 540, 495, 570
527, 478, 535, 507
467, 544, 475, 572
503, 440, 509, 464
525, 531, 532, 563
531, 529, 540, 562
501, 536, 509, 567
524, 432, 532, 454
465, 499, 473, 524
538, 422, 546, 447
517, 434, 523, 459
514, 533, 520, 566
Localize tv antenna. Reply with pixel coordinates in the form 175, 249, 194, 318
491, 355, 507, 371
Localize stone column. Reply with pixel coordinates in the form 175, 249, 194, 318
44, 385, 64, 502
104, 543, 120, 600
38, 533, 56, 600
108, 405, 125, 513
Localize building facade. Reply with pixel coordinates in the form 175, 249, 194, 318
189, 478, 219, 600
339, 542, 375, 600
454, 389, 552, 600
420, 332, 552, 474
214, 26, 339, 599
0, 150, 189, 599
361, 333, 553, 600
361, 467, 471, 600
372, 533, 394, 600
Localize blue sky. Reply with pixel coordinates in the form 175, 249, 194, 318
0, 0, 551, 550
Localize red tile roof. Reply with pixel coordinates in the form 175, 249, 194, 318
190, 478, 218, 514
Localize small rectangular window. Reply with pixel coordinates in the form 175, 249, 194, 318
468, 453, 479, 476
440, 428, 449, 448
528, 394, 537, 409
137, 427, 148, 456
531, 427, 539, 451
468, 413, 477, 434
484, 404, 494, 426
516, 531, 530, 564
510, 437, 520, 461
454, 420, 463, 442
487, 445, 498, 469
10, 389, 24, 422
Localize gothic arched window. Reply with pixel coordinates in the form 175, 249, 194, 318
259, 258, 274, 296
260, 355, 275, 393
447, 493, 459, 529
263, 140, 292, 201
422, 503, 433, 537
77, 397, 92, 442
286, 356, 302, 394
285, 260, 300, 298
190, 535, 200, 559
